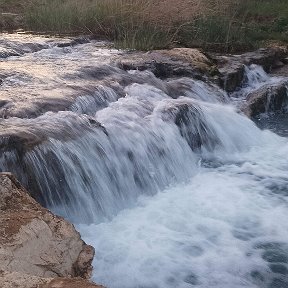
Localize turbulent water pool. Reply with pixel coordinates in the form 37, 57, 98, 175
1, 34, 288, 288
256, 114, 288, 137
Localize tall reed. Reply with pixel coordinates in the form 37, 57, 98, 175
17, 0, 288, 51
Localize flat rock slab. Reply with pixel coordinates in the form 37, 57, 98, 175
116, 48, 215, 79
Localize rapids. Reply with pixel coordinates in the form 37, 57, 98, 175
1, 34, 288, 288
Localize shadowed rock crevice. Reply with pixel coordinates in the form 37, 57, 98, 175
160, 100, 220, 152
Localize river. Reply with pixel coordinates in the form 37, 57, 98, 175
1, 33, 288, 288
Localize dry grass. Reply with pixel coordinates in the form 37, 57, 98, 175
1, 0, 287, 51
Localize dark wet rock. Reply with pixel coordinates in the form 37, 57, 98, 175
241, 47, 288, 71
0, 113, 108, 207
218, 61, 245, 92
242, 81, 288, 117
79, 65, 121, 80
0, 40, 49, 57
0, 99, 9, 107
161, 100, 219, 151
57, 37, 90, 48
213, 47, 288, 92
272, 62, 288, 78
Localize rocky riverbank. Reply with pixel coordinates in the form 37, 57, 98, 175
0, 173, 102, 288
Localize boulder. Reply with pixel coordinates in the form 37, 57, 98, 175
160, 99, 219, 151
218, 61, 245, 92
117, 48, 216, 79
240, 47, 288, 71
242, 81, 288, 118
213, 47, 288, 92
272, 61, 288, 77
0, 172, 95, 279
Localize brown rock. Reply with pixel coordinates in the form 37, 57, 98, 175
0, 270, 50, 288
0, 172, 95, 279
241, 47, 288, 71
213, 47, 288, 92
242, 81, 288, 117
117, 48, 215, 79
272, 63, 288, 77
72, 245, 95, 279
218, 61, 245, 92
0, 271, 104, 288
41, 278, 104, 288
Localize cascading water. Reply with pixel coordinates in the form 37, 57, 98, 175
1, 34, 288, 288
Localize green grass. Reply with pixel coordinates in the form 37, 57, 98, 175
1, 0, 288, 52
23, 0, 176, 50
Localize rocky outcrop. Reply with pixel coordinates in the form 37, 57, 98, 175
0, 173, 96, 284
218, 61, 245, 92
0, 271, 103, 288
117, 47, 288, 93
214, 47, 288, 92
242, 81, 288, 118
117, 48, 216, 79
0, 112, 106, 155
240, 48, 288, 71
272, 58, 288, 77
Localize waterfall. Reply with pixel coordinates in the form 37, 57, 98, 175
0, 79, 260, 223
1, 35, 288, 288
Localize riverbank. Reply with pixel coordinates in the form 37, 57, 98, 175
1, 0, 288, 52
0, 173, 102, 288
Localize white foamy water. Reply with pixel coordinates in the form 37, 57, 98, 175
1, 34, 288, 288
79, 133, 288, 288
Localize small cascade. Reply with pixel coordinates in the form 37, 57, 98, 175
1, 34, 288, 288
0, 80, 263, 223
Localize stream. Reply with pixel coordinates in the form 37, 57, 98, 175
1, 33, 288, 288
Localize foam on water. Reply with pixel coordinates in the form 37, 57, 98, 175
231, 65, 285, 103
79, 133, 288, 288
2, 34, 288, 288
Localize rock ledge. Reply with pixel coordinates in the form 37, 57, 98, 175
0, 172, 101, 288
